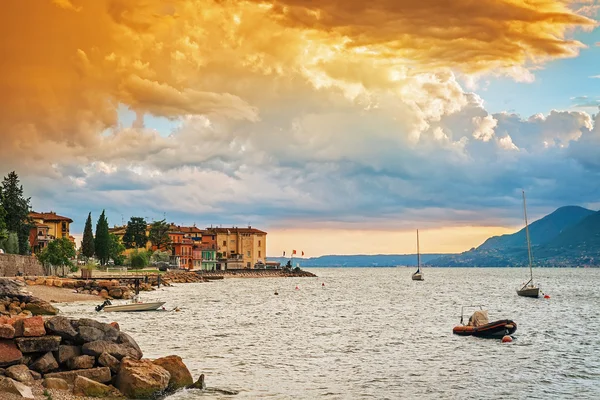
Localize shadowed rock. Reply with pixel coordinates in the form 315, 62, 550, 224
45, 317, 78, 341
15, 336, 61, 353
29, 352, 59, 374
82, 340, 142, 360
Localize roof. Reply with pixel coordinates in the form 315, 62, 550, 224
178, 226, 203, 234
29, 211, 73, 223
204, 227, 267, 235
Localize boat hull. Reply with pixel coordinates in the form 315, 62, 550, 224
453, 319, 517, 338
103, 302, 166, 312
517, 286, 539, 298
412, 272, 423, 281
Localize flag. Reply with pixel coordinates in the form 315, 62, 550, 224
302, 251, 304, 256
292, 250, 297, 255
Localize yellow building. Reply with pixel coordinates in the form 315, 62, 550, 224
207, 226, 267, 269
29, 211, 73, 253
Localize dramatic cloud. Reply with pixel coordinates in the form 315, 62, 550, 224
0, 0, 598, 254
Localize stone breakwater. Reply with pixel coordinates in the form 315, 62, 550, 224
197, 268, 317, 279
0, 278, 59, 318
13, 271, 207, 300
0, 315, 203, 399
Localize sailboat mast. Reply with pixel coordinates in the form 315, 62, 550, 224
417, 229, 421, 271
522, 190, 534, 282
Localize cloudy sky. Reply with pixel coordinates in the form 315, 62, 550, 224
2, 0, 600, 256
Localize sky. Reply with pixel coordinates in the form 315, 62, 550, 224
1, 0, 600, 257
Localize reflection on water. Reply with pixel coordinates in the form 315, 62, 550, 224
57, 268, 600, 399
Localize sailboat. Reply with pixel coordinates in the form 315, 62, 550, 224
412, 229, 424, 281
517, 190, 540, 298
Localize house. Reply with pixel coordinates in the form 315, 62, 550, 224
28, 211, 73, 253
207, 226, 267, 269
168, 224, 193, 270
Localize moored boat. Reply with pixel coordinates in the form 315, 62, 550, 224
411, 229, 424, 281
103, 301, 166, 312
517, 190, 540, 298
453, 306, 517, 339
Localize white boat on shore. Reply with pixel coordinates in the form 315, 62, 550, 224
95, 298, 166, 312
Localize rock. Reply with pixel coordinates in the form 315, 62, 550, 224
0, 376, 34, 399
14, 336, 61, 353
99, 289, 109, 299
117, 332, 143, 358
0, 340, 23, 367
29, 352, 59, 374
152, 355, 193, 390
98, 352, 120, 373
110, 322, 120, 331
19, 354, 39, 367
82, 340, 142, 360
44, 317, 78, 341
9, 303, 22, 315
44, 367, 112, 384
29, 370, 41, 380
73, 375, 120, 398
43, 377, 70, 390
115, 357, 170, 399
78, 319, 119, 342
23, 300, 58, 316
189, 373, 206, 390
5, 365, 33, 383
14, 316, 46, 337
57, 344, 81, 364
67, 355, 95, 370
108, 288, 123, 299
0, 368, 5, 376
0, 324, 15, 339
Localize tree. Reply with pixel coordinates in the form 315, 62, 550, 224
122, 217, 148, 249
5, 232, 19, 254
1, 171, 32, 255
108, 233, 126, 266
149, 219, 171, 251
151, 250, 170, 263
128, 249, 150, 269
37, 237, 76, 276
94, 210, 110, 265
81, 212, 95, 259
0, 203, 7, 241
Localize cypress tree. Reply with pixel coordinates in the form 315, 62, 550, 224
81, 212, 95, 259
1, 171, 31, 254
94, 210, 110, 265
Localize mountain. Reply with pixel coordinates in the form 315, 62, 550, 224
478, 206, 595, 250
429, 205, 599, 267
268, 254, 449, 268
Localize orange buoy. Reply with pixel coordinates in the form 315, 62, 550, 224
322, 283, 325, 287
544, 294, 550, 299
502, 335, 513, 343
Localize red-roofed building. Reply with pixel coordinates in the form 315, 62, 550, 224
28, 211, 73, 253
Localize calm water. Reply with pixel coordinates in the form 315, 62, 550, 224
58, 268, 600, 399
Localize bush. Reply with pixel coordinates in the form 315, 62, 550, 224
128, 249, 151, 269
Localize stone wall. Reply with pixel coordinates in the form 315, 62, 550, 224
0, 254, 45, 277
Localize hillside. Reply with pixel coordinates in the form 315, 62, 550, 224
429, 205, 600, 267
268, 254, 449, 267
478, 206, 594, 250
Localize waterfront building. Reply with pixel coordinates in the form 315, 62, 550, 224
207, 226, 267, 269
28, 211, 74, 253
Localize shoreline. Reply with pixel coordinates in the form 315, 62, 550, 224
24, 284, 100, 303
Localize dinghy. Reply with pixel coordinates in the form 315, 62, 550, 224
453, 306, 517, 339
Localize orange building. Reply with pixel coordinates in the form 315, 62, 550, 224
28, 211, 73, 253
168, 224, 194, 269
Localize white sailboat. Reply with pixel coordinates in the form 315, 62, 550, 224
412, 229, 424, 281
517, 190, 540, 298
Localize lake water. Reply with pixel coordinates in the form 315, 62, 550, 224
58, 267, 600, 399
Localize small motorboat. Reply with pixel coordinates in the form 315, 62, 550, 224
453, 306, 517, 339
95, 297, 166, 313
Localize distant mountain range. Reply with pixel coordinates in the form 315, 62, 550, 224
269, 205, 600, 268
430, 206, 600, 267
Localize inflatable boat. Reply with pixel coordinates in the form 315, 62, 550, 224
453, 306, 517, 339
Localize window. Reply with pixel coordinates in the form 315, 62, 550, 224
258, 251, 261, 258
223, 240, 226, 246
258, 240, 261, 246
247, 251, 251, 257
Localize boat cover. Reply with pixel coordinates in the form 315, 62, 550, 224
468, 310, 489, 327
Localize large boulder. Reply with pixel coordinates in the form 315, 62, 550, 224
14, 316, 46, 337
14, 336, 61, 353
66, 355, 95, 370
117, 332, 143, 357
82, 340, 142, 360
23, 300, 58, 316
73, 375, 121, 398
0, 324, 15, 339
57, 344, 81, 364
0, 376, 34, 399
98, 352, 120, 373
45, 316, 78, 341
152, 355, 193, 390
43, 377, 69, 390
29, 352, 59, 373
44, 367, 112, 384
108, 288, 123, 299
115, 357, 170, 399
0, 340, 22, 367
78, 319, 119, 342
5, 365, 33, 383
